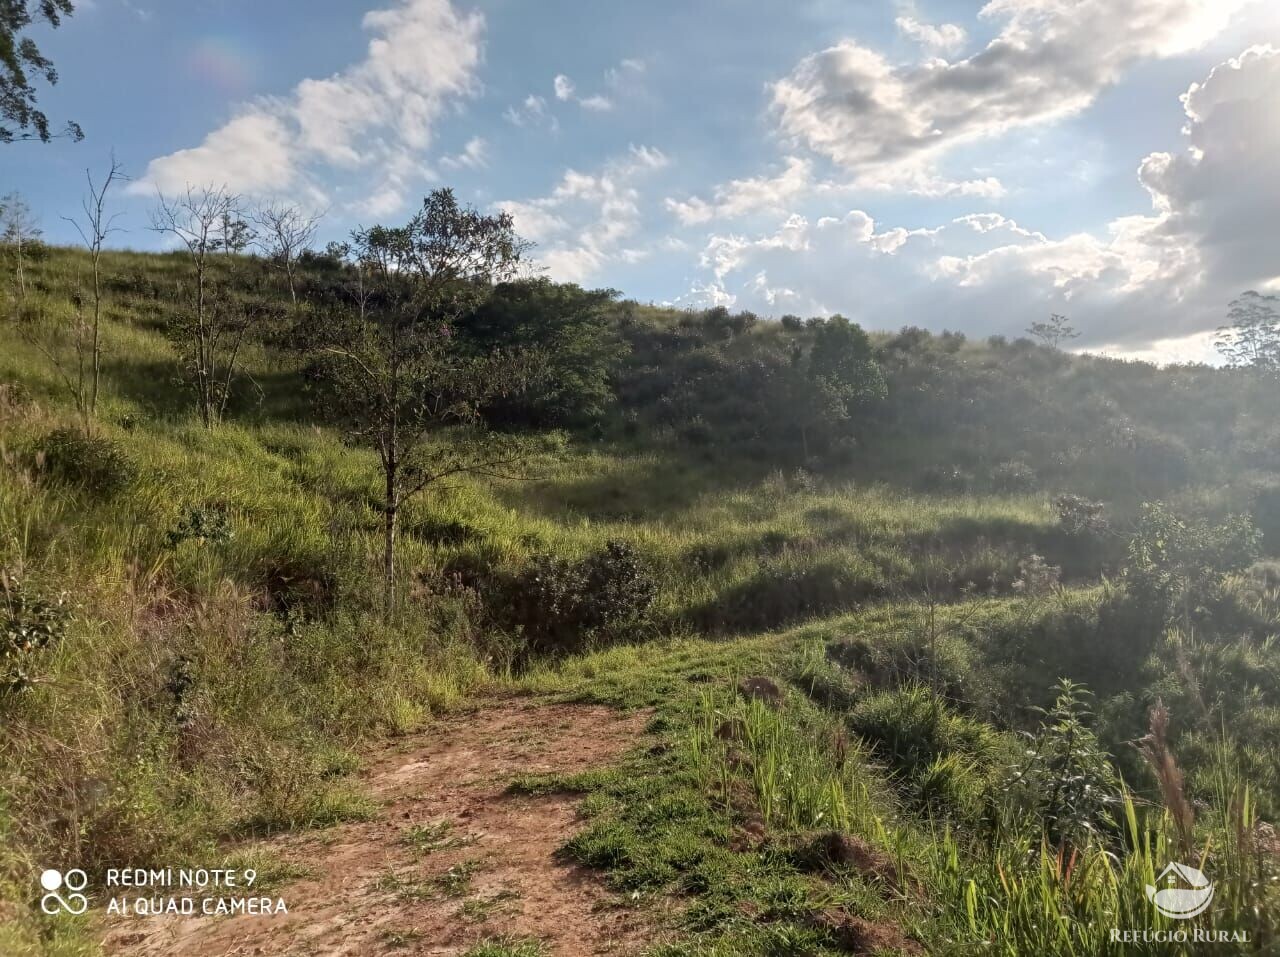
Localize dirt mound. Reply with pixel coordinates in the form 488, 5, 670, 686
100, 700, 655, 956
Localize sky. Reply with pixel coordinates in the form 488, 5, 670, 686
7, 0, 1280, 361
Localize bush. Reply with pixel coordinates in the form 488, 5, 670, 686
505, 540, 657, 658
1, 573, 69, 695
990, 460, 1037, 492
1053, 494, 1107, 536
39, 427, 136, 498
997, 680, 1120, 846
1252, 486, 1280, 556
848, 685, 996, 779
826, 632, 986, 709
918, 465, 973, 494
694, 555, 886, 633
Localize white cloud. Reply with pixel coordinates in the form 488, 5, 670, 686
895, 15, 967, 55
553, 74, 576, 101
664, 155, 1005, 230
130, 0, 483, 212
504, 94, 557, 131
772, 0, 1247, 184
440, 136, 488, 171
496, 146, 669, 284
665, 157, 816, 225
685, 44, 1280, 351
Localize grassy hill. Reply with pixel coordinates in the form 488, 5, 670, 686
2, 244, 1279, 954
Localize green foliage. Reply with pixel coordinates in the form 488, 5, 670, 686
504, 539, 657, 657
1216, 290, 1280, 375
1000, 680, 1120, 847
38, 426, 135, 497
0, 1, 81, 143
164, 504, 234, 549
463, 279, 626, 428
1125, 502, 1260, 620
0, 572, 67, 694
848, 684, 997, 780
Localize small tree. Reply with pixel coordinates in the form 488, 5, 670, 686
1215, 291, 1280, 375
1, 191, 40, 299
789, 315, 886, 459
252, 201, 323, 305
57, 157, 126, 431
313, 190, 538, 613
1026, 313, 1079, 349
1, 1, 83, 143
151, 186, 263, 427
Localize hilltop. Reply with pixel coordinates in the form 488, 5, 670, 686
2, 237, 1279, 955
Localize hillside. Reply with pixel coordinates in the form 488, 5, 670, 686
2, 241, 1280, 955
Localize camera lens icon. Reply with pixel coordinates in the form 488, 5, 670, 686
40, 868, 89, 915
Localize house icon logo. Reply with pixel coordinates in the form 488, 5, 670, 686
1145, 862, 1214, 919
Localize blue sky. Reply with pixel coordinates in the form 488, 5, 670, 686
7, 0, 1280, 359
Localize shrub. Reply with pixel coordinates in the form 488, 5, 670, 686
918, 465, 973, 493
165, 505, 234, 549
38, 427, 136, 498
848, 685, 996, 779
1252, 486, 1280, 556
1, 573, 69, 695
998, 680, 1120, 846
506, 540, 658, 657
1053, 494, 1107, 536
990, 460, 1037, 492
826, 632, 986, 710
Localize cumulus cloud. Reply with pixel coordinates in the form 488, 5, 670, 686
551, 71, 613, 111
772, 0, 1247, 183
130, 0, 483, 211
687, 44, 1280, 352
895, 15, 967, 55
665, 157, 816, 225
496, 145, 669, 283
440, 136, 488, 171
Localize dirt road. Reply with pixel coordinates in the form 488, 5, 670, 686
100, 700, 654, 956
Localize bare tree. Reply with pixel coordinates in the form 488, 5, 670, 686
57, 157, 127, 430
150, 186, 265, 427
1, 191, 40, 299
1026, 313, 1079, 350
252, 202, 323, 305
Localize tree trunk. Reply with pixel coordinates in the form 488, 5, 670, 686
382, 467, 398, 618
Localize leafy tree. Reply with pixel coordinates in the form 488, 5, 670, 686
1026, 313, 1079, 349
1215, 291, 1280, 375
462, 278, 625, 428
791, 315, 886, 458
312, 190, 538, 613
1, 0, 82, 143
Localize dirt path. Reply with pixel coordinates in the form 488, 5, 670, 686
100, 700, 656, 957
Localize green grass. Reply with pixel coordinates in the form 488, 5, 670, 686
3, 246, 1279, 955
